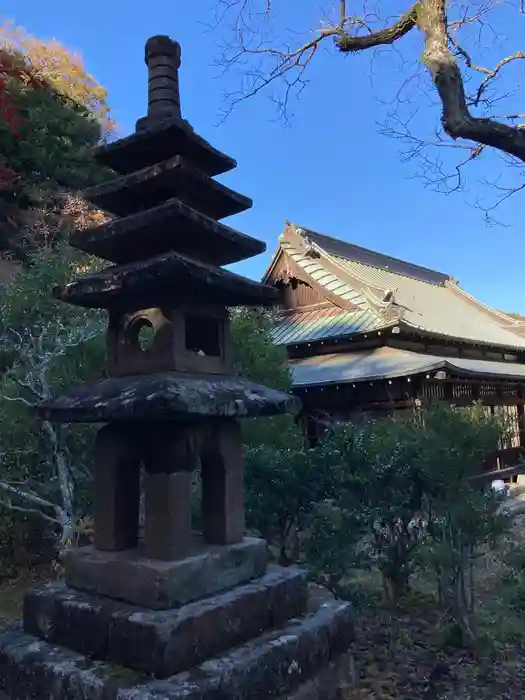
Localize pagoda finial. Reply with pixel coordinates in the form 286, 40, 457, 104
144, 35, 182, 121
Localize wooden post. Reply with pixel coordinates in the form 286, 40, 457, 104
517, 386, 525, 447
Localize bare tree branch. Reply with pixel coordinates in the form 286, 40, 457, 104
416, 0, 525, 161
336, 4, 419, 51
214, 0, 525, 212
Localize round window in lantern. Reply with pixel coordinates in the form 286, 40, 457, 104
128, 318, 156, 352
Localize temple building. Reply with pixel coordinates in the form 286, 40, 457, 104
265, 223, 525, 471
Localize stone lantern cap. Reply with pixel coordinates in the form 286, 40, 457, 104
36, 372, 300, 423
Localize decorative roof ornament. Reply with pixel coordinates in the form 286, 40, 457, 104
303, 243, 320, 259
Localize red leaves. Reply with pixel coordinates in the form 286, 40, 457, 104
0, 50, 25, 136
0, 86, 22, 137
0, 49, 25, 191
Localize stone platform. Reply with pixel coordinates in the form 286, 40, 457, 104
23, 567, 307, 678
60, 537, 268, 609
0, 593, 354, 700
0, 542, 355, 700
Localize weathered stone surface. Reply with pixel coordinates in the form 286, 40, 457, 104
201, 420, 245, 545
23, 566, 308, 678
96, 115, 236, 177
35, 372, 301, 423
84, 155, 251, 220
0, 598, 354, 700
306, 582, 336, 612
0, 625, 144, 700
52, 250, 277, 310
69, 197, 265, 266
128, 600, 355, 700
143, 36, 182, 123
143, 472, 193, 559
61, 537, 268, 608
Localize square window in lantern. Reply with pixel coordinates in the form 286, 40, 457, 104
184, 315, 222, 357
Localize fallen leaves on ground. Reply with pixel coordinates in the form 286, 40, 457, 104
343, 596, 525, 700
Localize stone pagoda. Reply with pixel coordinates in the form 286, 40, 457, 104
0, 36, 354, 700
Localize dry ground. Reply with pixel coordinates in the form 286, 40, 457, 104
341, 516, 525, 699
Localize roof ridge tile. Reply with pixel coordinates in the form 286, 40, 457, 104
298, 226, 450, 285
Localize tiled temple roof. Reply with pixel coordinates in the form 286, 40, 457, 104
272, 307, 387, 346
267, 225, 525, 350
291, 346, 525, 388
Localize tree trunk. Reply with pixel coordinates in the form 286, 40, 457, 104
382, 566, 410, 606
418, 0, 525, 161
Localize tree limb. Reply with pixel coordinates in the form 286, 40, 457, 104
0, 480, 59, 516
216, 0, 525, 199
336, 4, 420, 52
418, 0, 525, 161
1, 501, 59, 526
338, 0, 525, 162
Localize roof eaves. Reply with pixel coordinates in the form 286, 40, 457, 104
291, 353, 447, 388
271, 306, 393, 347
261, 240, 284, 284
277, 321, 397, 348
398, 318, 525, 351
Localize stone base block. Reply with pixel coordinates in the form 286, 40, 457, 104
23, 566, 307, 678
61, 536, 267, 609
0, 598, 354, 700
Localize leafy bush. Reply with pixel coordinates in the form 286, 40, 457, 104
244, 433, 336, 564
302, 404, 512, 641
247, 401, 512, 639
417, 404, 512, 641
308, 417, 427, 604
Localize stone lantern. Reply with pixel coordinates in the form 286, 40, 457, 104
0, 35, 354, 700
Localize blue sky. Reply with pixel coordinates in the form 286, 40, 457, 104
4, 0, 525, 312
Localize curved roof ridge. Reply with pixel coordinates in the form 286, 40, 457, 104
446, 281, 525, 329
298, 226, 450, 286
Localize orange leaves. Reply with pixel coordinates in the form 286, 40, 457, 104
0, 22, 114, 134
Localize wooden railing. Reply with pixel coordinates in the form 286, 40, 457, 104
476, 446, 525, 483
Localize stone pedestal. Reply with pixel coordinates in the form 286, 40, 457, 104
61, 537, 268, 609
23, 567, 307, 678
0, 535, 355, 699
0, 572, 354, 700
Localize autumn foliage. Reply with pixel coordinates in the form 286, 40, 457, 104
0, 23, 113, 262
0, 49, 29, 190
0, 24, 112, 129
